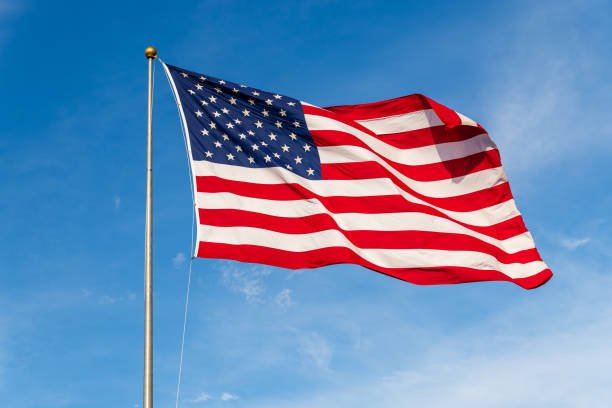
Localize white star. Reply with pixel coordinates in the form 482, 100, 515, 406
273, 94, 282, 100
293, 120, 301, 127
262, 109, 269, 117
238, 133, 246, 139
214, 87, 223, 93
287, 101, 296, 106
275, 121, 283, 128
214, 141, 222, 148
264, 155, 272, 163
229, 97, 237, 105
213, 111, 221, 117
247, 130, 255, 136
181, 72, 188, 78
294, 156, 303, 164
195, 110, 203, 117
199, 76, 206, 81
251, 144, 259, 151
235, 145, 242, 152
232, 88, 239, 93
303, 144, 311, 151
265, 99, 273, 105
226, 153, 235, 160
285, 164, 293, 170
233, 118, 242, 125
261, 141, 268, 147
200, 100, 208, 106
222, 134, 229, 140
248, 156, 255, 164
209, 122, 216, 129
268, 132, 277, 141
279, 109, 287, 117
254, 120, 263, 128
273, 152, 280, 158
240, 84, 247, 88
242, 109, 250, 116
281, 144, 290, 152
248, 99, 255, 105
208, 95, 217, 103
200, 129, 209, 136
219, 80, 226, 85
252, 90, 260, 96
195, 84, 203, 90
226, 123, 234, 129
221, 107, 230, 114
306, 168, 315, 176
289, 132, 297, 140
205, 151, 213, 158
188, 89, 196, 95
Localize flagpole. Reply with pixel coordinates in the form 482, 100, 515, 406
144, 45, 157, 408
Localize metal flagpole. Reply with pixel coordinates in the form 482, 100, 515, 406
144, 45, 157, 408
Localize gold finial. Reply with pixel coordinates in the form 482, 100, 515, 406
145, 46, 158, 59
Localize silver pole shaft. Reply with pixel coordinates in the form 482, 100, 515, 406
144, 47, 156, 408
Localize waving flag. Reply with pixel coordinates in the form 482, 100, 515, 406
163, 62, 552, 289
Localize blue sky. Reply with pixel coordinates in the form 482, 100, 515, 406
1, 0, 611, 407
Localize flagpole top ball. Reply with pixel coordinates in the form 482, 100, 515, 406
144, 46, 157, 59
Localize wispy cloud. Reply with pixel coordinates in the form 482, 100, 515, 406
274, 288, 293, 307
481, 1, 612, 174
243, 263, 612, 407
220, 263, 272, 302
173, 252, 187, 269
295, 330, 333, 372
113, 195, 121, 209
559, 237, 591, 250
191, 392, 212, 403
220, 392, 239, 401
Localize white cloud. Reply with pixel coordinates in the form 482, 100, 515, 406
220, 392, 239, 401
173, 252, 187, 269
275, 288, 293, 307
113, 195, 121, 209
243, 264, 612, 407
98, 295, 117, 305
220, 264, 272, 302
192, 392, 212, 403
295, 330, 333, 372
0, 0, 21, 56
481, 1, 612, 174
559, 237, 591, 250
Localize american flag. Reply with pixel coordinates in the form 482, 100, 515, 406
163, 62, 552, 289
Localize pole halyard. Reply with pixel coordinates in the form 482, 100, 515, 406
144, 45, 157, 408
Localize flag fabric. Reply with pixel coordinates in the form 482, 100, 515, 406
162, 62, 552, 289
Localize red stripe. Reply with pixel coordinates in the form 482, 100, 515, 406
320, 94, 432, 121
320, 160, 512, 213
198, 208, 542, 265
197, 242, 553, 290
320, 149, 502, 182
373, 125, 486, 149
195, 176, 528, 240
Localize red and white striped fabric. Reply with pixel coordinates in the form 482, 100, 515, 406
178, 84, 551, 289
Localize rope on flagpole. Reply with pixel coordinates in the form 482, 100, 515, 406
159, 57, 198, 408
175, 257, 193, 408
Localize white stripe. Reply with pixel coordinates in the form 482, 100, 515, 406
192, 161, 521, 228
318, 145, 507, 198
457, 112, 478, 127
197, 225, 547, 279
197, 192, 537, 254
305, 114, 496, 165
355, 109, 444, 133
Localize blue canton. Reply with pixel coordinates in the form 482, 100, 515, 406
167, 64, 322, 179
